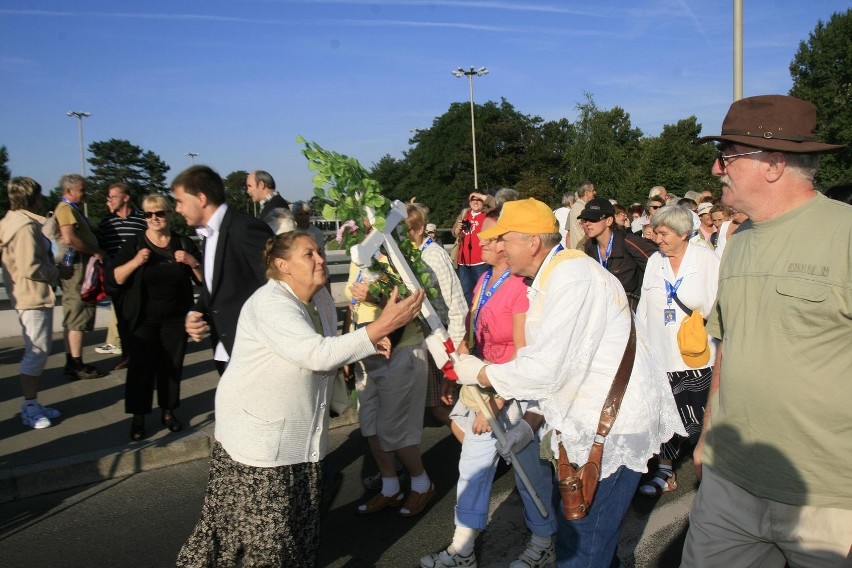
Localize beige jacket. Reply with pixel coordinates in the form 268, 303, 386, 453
0, 210, 59, 309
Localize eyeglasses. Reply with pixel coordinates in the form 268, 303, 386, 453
469, 197, 483, 203
579, 218, 605, 224
143, 210, 167, 219
648, 205, 661, 210
715, 148, 763, 170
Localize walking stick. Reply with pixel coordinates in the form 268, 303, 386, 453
464, 385, 549, 518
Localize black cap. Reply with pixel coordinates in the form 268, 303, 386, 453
578, 198, 615, 221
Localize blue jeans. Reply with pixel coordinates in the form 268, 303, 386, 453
457, 263, 489, 306
553, 465, 641, 568
455, 418, 556, 535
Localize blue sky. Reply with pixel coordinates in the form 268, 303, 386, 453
1, 1, 847, 202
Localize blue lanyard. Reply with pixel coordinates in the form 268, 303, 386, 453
664, 277, 683, 306
419, 237, 433, 252
597, 232, 614, 269
472, 268, 511, 337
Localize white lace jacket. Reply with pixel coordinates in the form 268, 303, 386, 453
486, 248, 685, 478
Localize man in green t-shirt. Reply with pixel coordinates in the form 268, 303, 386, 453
683, 95, 852, 566
55, 174, 106, 380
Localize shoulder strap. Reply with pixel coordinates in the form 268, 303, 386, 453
671, 292, 693, 317
585, 315, 637, 469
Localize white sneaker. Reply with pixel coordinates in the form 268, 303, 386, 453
420, 546, 477, 568
94, 343, 122, 355
21, 403, 52, 429
509, 540, 555, 568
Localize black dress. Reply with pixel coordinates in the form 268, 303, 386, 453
111, 232, 200, 414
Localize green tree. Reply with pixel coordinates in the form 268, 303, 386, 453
0, 146, 10, 216
87, 138, 170, 224
561, 94, 644, 205
635, 117, 717, 201
223, 170, 254, 216
789, 8, 852, 187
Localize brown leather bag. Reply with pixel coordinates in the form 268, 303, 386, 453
556, 316, 636, 520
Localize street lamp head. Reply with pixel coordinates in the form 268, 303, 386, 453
477, 67, 489, 76
452, 68, 465, 77
67, 111, 91, 118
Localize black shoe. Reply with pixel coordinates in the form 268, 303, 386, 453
64, 364, 102, 380
112, 357, 129, 371
161, 413, 183, 433
130, 416, 146, 441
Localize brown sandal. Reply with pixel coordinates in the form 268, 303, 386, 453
357, 490, 404, 514
638, 470, 677, 497
399, 483, 435, 517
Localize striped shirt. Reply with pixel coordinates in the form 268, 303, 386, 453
98, 209, 147, 258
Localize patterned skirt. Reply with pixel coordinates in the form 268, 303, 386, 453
661, 366, 712, 461
177, 442, 323, 568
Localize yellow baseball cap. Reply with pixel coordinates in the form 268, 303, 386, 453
478, 198, 559, 240
677, 311, 711, 368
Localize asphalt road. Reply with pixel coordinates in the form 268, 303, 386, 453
0, 420, 691, 567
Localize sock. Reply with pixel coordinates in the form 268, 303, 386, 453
410, 472, 431, 493
658, 463, 674, 478
530, 533, 553, 549
65, 353, 74, 366
380, 476, 400, 497
451, 526, 478, 556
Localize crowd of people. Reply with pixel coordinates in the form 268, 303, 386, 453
1, 93, 850, 567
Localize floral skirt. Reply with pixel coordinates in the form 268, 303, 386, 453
177, 442, 323, 568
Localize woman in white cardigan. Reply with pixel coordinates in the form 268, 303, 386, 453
178, 231, 424, 568
635, 206, 720, 497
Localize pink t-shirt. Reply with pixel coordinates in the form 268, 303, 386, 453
471, 272, 529, 364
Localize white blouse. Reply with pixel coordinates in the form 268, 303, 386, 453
636, 243, 720, 372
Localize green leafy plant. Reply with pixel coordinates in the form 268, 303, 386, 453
298, 137, 438, 302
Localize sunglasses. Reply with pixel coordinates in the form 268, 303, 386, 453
143, 210, 167, 219
715, 148, 763, 171
648, 205, 661, 210
469, 197, 483, 203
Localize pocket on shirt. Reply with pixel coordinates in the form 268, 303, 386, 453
234, 408, 285, 463
773, 277, 832, 336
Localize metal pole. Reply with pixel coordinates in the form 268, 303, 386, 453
468, 74, 479, 190
733, 0, 743, 101
67, 111, 91, 217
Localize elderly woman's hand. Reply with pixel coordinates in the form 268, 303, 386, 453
364, 287, 424, 343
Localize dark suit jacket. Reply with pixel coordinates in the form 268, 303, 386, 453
196, 206, 273, 357
259, 194, 291, 225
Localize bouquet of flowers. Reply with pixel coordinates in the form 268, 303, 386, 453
298, 136, 438, 301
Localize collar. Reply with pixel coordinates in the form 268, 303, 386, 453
195, 203, 228, 239
527, 245, 562, 291
258, 192, 277, 207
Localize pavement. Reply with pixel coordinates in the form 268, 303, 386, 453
0, 299, 693, 567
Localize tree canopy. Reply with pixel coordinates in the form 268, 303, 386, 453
789, 8, 852, 188
84, 138, 170, 223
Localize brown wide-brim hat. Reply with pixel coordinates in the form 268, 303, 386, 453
696, 95, 846, 154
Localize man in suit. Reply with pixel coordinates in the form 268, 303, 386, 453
172, 165, 273, 374
246, 170, 293, 234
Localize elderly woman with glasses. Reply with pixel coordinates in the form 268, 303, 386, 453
635, 205, 720, 497
110, 193, 202, 441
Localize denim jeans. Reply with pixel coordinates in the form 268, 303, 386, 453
455, 421, 556, 535
458, 263, 489, 306
553, 465, 641, 568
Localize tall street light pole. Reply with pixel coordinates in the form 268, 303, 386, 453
67, 111, 91, 216
452, 66, 488, 190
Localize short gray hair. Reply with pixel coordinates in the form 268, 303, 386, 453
649, 185, 667, 199
538, 232, 562, 248
650, 205, 693, 237
561, 192, 574, 207
784, 153, 820, 183
60, 173, 84, 192
494, 187, 520, 210
577, 181, 595, 199
253, 170, 276, 190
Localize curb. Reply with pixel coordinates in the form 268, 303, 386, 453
0, 407, 360, 504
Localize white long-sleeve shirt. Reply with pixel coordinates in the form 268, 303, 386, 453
486, 248, 685, 478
